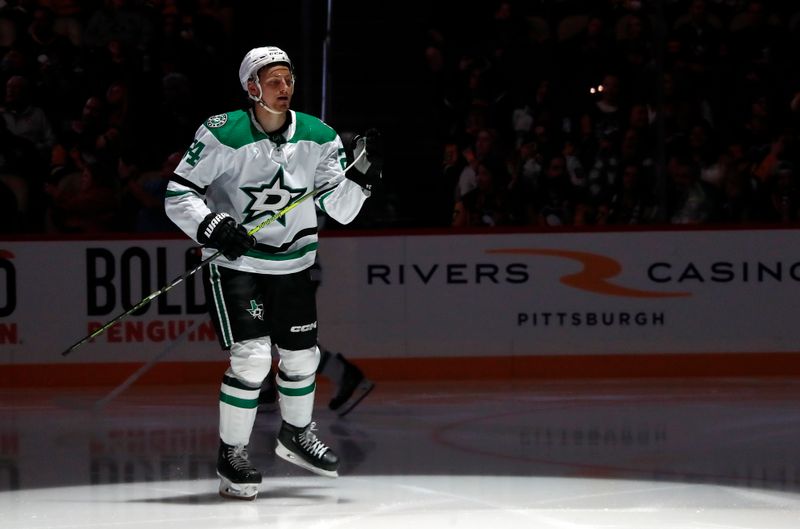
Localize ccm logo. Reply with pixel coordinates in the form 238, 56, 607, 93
290, 322, 317, 333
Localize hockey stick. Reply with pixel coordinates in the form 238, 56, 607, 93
61, 150, 366, 357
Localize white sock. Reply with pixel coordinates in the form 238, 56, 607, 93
277, 372, 316, 427
219, 370, 260, 445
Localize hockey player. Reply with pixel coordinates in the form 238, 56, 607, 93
164, 46, 382, 500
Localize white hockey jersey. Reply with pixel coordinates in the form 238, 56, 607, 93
165, 109, 368, 274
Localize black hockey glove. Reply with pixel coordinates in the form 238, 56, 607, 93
362, 128, 384, 170
346, 128, 384, 193
197, 212, 255, 260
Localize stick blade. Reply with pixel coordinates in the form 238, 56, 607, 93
61, 337, 90, 356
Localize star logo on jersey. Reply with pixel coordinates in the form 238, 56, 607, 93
246, 299, 264, 320
241, 167, 306, 226
206, 113, 228, 128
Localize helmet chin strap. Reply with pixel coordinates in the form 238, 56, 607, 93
249, 83, 284, 115
256, 98, 283, 115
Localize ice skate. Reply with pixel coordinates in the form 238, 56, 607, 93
217, 441, 262, 500
329, 360, 375, 417
275, 421, 339, 477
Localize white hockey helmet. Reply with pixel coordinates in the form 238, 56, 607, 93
238, 46, 293, 91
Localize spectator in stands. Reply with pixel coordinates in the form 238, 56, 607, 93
586, 129, 621, 207
626, 102, 656, 155
0, 110, 41, 229
459, 160, 512, 227
455, 127, 504, 200
46, 0, 84, 48
2, 74, 55, 161
751, 160, 799, 223
510, 78, 559, 149
44, 159, 121, 233
716, 162, 754, 223
535, 154, 574, 227
591, 73, 625, 141
73, 93, 106, 133
104, 78, 156, 164
437, 140, 467, 227
666, 153, 720, 224
57, 94, 117, 168
119, 150, 181, 233
104, 80, 131, 131
607, 162, 659, 225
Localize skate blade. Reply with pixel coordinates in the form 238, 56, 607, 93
335, 380, 375, 417
275, 441, 339, 478
217, 472, 259, 500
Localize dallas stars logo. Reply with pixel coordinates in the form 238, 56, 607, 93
246, 300, 264, 320
241, 167, 306, 226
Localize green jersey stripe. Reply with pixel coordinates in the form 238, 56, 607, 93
209, 264, 233, 347
246, 242, 318, 261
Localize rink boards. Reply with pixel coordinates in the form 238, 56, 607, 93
1, 227, 799, 385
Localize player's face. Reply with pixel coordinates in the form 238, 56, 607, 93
258, 65, 294, 111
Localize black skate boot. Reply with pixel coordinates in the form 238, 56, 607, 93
275, 421, 339, 477
329, 359, 375, 417
217, 441, 262, 500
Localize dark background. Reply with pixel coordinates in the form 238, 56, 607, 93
2, 0, 800, 233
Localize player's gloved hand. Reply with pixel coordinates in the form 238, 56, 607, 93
347, 128, 383, 193
362, 128, 384, 170
197, 212, 255, 260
